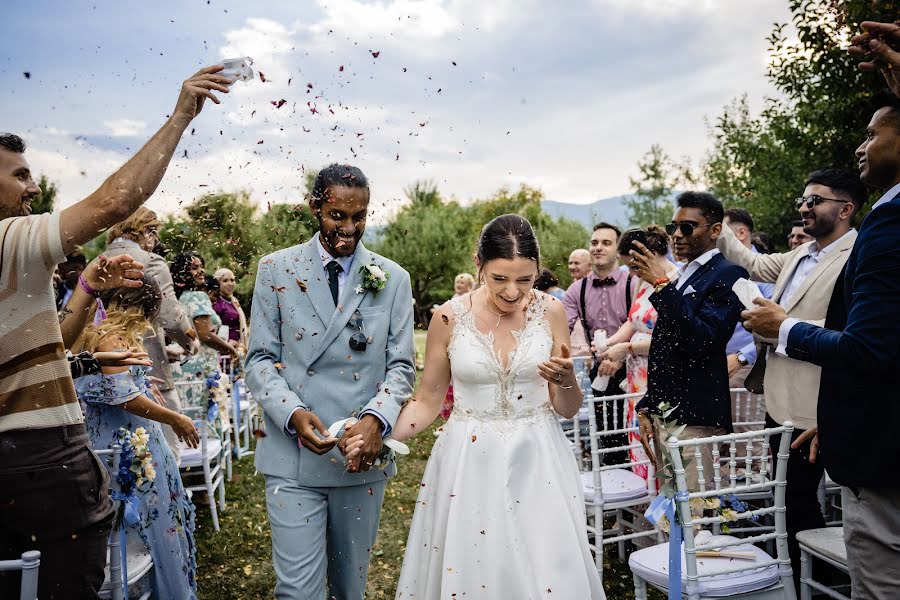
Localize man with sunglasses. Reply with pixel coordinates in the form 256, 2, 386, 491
716, 168, 863, 581
744, 95, 900, 598
628, 192, 747, 491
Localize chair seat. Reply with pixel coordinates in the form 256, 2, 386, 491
179, 437, 222, 467
628, 532, 780, 597
796, 527, 847, 567
101, 530, 153, 592
582, 469, 648, 503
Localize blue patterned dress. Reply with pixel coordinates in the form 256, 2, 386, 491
77, 366, 197, 600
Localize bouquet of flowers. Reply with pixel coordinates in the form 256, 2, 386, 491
114, 426, 156, 492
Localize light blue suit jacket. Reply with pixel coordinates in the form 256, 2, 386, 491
246, 237, 416, 487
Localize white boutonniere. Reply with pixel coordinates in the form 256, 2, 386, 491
359, 263, 389, 294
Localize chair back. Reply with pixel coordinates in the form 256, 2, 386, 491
0, 551, 41, 600
730, 387, 766, 431
585, 391, 655, 488
92, 445, 125, 600
174, 379, 209, 415
668, 422, 796, 600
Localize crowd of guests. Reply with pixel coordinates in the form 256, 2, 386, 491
1, 18, 899, 600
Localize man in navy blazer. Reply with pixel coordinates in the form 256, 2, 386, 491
744, 96, 900, 598
630, 191, 748, 490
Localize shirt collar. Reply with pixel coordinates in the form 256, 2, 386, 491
587, 267, 625, 282
872, 181, 900, 212
314, 232, 355, 272
678, 248, 719, 275
807, 228, 855, 258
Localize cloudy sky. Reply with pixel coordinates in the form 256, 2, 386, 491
2, 0, 792, 221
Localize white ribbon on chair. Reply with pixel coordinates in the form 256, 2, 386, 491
328, 417, 410, 455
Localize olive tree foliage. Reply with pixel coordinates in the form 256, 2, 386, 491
702, 0, 898, 246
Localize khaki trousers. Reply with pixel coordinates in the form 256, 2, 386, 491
653, 423, 727, 492
842, 486, 900, 599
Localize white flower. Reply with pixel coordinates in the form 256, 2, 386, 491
354, 285, 364, 294
366, 264, 386, 281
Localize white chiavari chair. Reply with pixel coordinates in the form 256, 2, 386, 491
0, 551, 40, 600
629, 422, 797, 600
175, 380, 227, 532
584, 389, 660, 581
796, 527, 849, 600
94, 445, 153, 600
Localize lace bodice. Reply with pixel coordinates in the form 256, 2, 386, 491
447, 293, 553, 422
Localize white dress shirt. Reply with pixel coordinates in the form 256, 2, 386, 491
315, 233, 355, 303
776, 181, 900, 354
675, 248, 720, 291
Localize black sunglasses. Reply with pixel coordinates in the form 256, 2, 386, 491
348, 310, 368, 352
665, 221, 711, 237
794, 195, 849, 210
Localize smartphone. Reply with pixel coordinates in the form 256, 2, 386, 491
626, 230, 649, 254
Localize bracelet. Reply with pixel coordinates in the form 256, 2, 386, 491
78, 274, 100, 298
653, 277, 670, 293
560, 384, 574, 390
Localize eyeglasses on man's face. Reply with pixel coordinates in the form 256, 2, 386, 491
665, 221, 711, 237
794, 195, 850, 210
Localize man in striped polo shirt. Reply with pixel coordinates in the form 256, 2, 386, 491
0, 64, 232, 599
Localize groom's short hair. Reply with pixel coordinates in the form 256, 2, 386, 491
309, 164, 370, 207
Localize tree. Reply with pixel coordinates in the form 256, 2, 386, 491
372, 199, 473, 324
703, 0, 900, 247
626, 144, 695, 227
30, 175, 58, 215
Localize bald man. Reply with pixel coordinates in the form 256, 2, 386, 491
568, 248, 591, 280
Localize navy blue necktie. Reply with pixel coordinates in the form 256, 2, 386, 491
326, 261, 343, 306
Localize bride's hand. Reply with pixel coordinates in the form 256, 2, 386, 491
538, 343, 577, 388
341, 434, 366, 469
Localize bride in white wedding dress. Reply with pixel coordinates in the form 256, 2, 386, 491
386, 215, 605, 599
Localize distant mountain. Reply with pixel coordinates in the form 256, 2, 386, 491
541, 195, 633, 230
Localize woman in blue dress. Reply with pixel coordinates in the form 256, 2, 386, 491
74, 277, 200, 600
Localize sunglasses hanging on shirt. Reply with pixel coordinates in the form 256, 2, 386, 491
348, 310, 368, 352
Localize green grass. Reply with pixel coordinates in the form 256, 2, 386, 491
195, 332, 661, 599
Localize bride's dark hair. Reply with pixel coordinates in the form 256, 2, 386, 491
477, 214, 541, 270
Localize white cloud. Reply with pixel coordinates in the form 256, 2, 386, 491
104, 118, 147, 137
304, 0, 458, 41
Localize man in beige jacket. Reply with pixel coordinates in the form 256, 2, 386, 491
717, 168, 865, 578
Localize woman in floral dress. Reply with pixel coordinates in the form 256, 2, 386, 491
601, 226, 676, 481
74, 278, 200, 600
170, 252, 236, 415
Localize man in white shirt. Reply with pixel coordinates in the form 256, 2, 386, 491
717, 168, 865, 583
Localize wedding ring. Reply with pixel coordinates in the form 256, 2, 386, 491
555, 373, 561, 381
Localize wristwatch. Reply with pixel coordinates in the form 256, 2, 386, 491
736, 352, 749, 367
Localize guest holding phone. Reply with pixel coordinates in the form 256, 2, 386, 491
601, 226, 676, 480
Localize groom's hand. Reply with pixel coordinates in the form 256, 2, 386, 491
341, 415, 384, 473
291, 409, 337, 455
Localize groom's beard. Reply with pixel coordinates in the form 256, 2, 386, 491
320, 224, 363, 257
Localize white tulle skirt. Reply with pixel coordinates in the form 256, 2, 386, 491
395, 407, 606, 599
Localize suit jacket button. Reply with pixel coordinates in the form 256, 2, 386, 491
307, 369, 315, 376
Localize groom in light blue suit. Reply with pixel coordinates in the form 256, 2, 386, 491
245, 164, 416, 600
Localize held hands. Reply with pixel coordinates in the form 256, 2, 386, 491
849, 21, 900, 98
628, 241, 668, 285
538, 343, 577, 388
598, 358, 622, 377
600, 342, 630, 364
290, 409, 337, 455
741, 297, 787, 339
172, 65, 234, 123
726, 354, 742, 378
83, 254, 145, 291
338, 415, 384, 473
